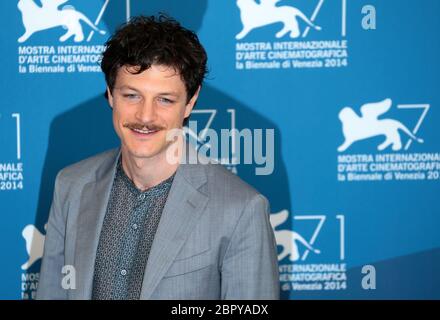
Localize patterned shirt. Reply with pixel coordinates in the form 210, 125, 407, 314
92, 156, 175, 300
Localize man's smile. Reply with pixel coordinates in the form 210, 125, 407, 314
129, 127, 161, 138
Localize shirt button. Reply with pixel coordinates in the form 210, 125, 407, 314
132, 223, 138, 230
138, 193, 146, 200
120, 269, 127, 276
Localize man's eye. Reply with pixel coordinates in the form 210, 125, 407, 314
123, 94, 140, 99
158, 97, 174, 105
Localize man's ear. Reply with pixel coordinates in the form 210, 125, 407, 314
107, 87, 114, 109
184, 86, 201, 118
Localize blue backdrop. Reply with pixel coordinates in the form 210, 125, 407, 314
1, 0, 439, 299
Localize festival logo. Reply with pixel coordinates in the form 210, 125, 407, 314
0, 113, 24, 192
270, 210, 347, 292
336, 99, 439, 182
21, 224, 46, 300
338, 98, 424, 152
234, 0, 348, 70
236, 0, 322, 40
17, 0, 106, 43
16, 0, 126, 74
184, 108, 275, 176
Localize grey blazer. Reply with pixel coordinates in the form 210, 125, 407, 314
36, 147, 280, 300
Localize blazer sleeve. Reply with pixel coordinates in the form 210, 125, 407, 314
36, 172, 68, 300
220, 194, 280, 299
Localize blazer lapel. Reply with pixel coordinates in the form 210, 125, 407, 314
140, 157, 209, 299
71, 148, 120, 299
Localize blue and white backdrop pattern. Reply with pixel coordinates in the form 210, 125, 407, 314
0, 0, 439, 299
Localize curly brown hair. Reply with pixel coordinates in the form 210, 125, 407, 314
101, 14, 208, 103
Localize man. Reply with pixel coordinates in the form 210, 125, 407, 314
37, 15, 279, 300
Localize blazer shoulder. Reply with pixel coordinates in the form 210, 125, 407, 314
56, 148, 119, 185
204, 163, 267, 204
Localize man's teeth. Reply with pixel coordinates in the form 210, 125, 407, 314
132, 128, 157, 134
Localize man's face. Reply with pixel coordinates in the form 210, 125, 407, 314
108, 64, 199, 160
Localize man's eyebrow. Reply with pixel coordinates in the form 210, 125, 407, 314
115, 86, 181, 97
115, 85, 140, 92
157, 91, 180, 97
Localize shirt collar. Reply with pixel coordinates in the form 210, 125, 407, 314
116, 155, 175, 196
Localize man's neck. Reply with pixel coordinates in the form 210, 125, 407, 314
120, 145, 180, 192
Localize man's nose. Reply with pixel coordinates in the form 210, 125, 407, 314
135, 99, 157, 123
